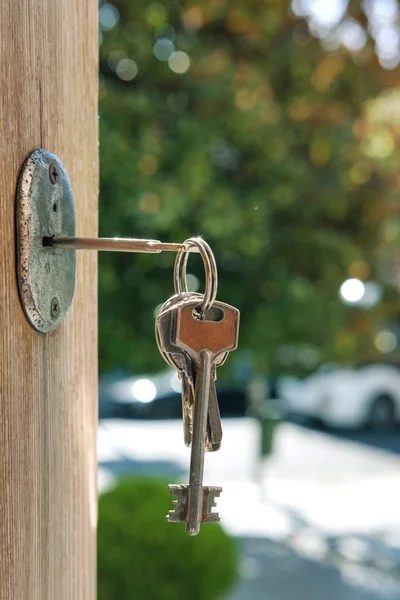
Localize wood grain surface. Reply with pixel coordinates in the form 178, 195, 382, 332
0, 1, 98, 598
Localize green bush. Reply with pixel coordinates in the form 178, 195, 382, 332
98, 477, 238, 600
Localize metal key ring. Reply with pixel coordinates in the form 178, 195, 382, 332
174, 238, 217, 312
174, 237, 218, 313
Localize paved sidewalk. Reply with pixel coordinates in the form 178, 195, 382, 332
98, 419, 400, 577
230, 537, 400, 600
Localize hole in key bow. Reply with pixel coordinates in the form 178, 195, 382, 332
193, 305, 224, 322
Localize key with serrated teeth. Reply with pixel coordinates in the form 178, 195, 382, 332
156, 292, 224, 451
155, 292, 224, 451
155, 292, 201, 448
167, 298, 240, 535
155, 295, 196, 447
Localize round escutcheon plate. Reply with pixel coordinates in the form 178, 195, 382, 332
16, 149, 76, 333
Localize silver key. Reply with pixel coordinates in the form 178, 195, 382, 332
167, 299, 240, 535
155, 293, 200, 447
156, 293, 223, 451
158, 300, 223, 451
155, 324, 195, 446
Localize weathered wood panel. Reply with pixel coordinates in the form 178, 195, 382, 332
0, 1, 98, 598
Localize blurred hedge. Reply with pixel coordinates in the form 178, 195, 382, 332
98, 477, 238, 600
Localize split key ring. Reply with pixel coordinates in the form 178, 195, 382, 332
173, 237, 218, 314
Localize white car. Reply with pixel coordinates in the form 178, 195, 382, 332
279, 363, 400, 429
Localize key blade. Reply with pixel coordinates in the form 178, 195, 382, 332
186, 349, 213, 536
155, 300, 196, 447
207, 377, 222, 451
156, 293, 227, 454
180, 373, 194, 447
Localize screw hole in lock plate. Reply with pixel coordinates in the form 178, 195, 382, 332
16, 149, 76, 333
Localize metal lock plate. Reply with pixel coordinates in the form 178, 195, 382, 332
16, 149, 76, 333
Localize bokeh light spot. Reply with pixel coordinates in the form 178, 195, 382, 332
99, 3, 119, 31
340, 278, 365, 303
132, 379, 157, 403
168, 51, 190, 74
182, 6, 204, 31
363, 130, 395, 159
116, 58, 138, 81
338, 18, 366, 51
375, 330, 397, 353
153, 38, 175, 61
145, 3, 167, 27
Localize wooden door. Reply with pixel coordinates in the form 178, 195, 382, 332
0, 1, 98, 598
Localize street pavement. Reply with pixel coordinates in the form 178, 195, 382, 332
98, 418, 400, 600
231, 537, 400, 600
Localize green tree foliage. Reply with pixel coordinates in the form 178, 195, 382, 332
98, 477, 238, 600
99, 0, 400, 376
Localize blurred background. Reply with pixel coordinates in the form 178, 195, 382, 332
97, 1, 400, 599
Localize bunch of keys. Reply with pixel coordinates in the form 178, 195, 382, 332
155, 238, 240, 535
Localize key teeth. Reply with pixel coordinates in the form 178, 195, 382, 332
166, 484, 222, 524
167, 484, 189, 522
202, 486, 222, 523
168, 484, 188, 496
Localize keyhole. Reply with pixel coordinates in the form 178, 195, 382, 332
53, 203, 57, 212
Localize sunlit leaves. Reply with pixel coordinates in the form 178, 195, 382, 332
98, 0, 400, 376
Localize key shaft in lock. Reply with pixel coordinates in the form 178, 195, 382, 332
16, 149, 202, 334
